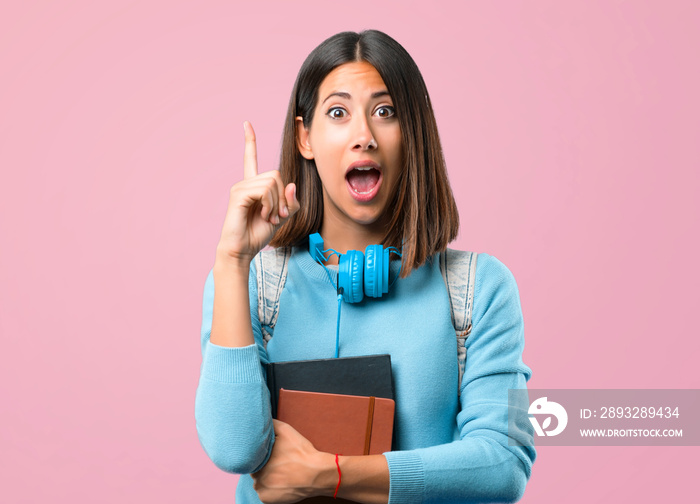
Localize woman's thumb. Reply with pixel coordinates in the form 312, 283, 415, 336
284, 183, 300, 216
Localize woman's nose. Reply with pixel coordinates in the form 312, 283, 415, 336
352, 116, 377, 151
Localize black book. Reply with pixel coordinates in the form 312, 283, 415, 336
264, 354, 393, 419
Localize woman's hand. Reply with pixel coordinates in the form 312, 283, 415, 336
216, 121, 300, 268
252, 420, 336, 504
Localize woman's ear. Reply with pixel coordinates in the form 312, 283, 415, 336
295, 116, 314, 160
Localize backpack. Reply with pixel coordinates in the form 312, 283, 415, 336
254, 247, 477, 392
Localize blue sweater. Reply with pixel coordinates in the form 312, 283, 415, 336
195, 247, 536, 503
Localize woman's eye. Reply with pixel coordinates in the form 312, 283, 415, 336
374, 106, 395, 118
327, 107, 347, 119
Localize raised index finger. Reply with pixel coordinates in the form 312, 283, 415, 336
243, 120, 258, 179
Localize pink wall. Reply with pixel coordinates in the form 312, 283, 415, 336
1, 1, 698, 502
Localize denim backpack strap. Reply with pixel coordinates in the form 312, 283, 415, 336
254, 247, 290, 349
439, 248, 478, 392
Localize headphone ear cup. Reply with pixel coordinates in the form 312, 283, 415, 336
364, 245, 383, 298
339, 250, 364, 303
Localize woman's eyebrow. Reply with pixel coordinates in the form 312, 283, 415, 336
321, 90, 391, 104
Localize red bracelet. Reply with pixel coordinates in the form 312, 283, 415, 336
333, 454, 342, 499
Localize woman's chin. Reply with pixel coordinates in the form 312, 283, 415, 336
346, 206, 392, 231
321, 192, 391, 234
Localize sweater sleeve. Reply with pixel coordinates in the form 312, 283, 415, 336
194, 263, 275, 474
383, 254, 536, 504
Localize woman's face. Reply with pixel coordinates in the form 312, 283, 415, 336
296, 61, 403, 238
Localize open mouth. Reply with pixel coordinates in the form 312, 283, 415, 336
346, 166, 382, 195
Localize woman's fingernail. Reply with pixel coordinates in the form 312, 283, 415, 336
281, 205, 288, 217
273, 215, 280, 225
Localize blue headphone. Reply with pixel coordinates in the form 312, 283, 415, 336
308, 232, 402, 304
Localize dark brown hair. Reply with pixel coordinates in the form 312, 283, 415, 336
270, 30, 459, 277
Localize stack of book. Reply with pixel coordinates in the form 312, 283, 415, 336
265, 354, 396, 503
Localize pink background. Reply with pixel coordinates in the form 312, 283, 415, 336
1, 1, 698, 502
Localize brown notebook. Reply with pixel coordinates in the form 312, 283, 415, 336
277, 388, 395, 456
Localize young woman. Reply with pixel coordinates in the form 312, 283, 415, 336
196, 30, 536, 504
